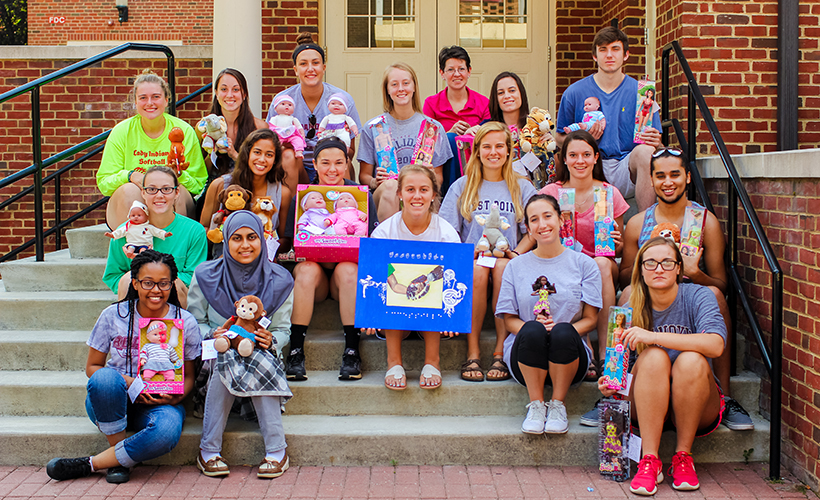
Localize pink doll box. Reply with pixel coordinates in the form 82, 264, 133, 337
410, 119, 438, 168
138, 318, 185, 394
294, 184, 369, 263
454, 134, 474, 175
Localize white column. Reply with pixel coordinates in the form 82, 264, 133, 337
212, 0, 263, 115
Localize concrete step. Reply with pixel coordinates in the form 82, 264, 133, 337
0, 369, 763, 418
0, 249, 107, 292
65, 224, 109, 259
0, 413, 771, 467
0, 284, 116, 330
0, 331, 90, 371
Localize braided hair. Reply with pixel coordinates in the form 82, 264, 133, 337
116, 250, 181, 376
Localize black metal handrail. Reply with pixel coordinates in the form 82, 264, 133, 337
0, 43, 212, 262
661, 40, 783, 479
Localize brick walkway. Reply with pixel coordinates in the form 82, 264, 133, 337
0, 462, 812, 499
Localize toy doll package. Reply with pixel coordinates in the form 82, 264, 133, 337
557, 188, 576, 250
679, 205, 706, 258
633, 79, 657, 144
454, 134, 474, 175
138, 318, 185, 394
411, 119, 438, 168
368, 116, 399, 179
294, 184, 369, 263
599, 397, 631, 482
603, 306, 632, 392
593, 185, 615, 257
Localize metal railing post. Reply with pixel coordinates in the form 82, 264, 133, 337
32, 87, 45, 261
770, 271, 782, 479
54, 175, 62, 251
662, 49, 670, 146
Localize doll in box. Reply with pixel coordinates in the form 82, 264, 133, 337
268, 95, 306, 158
563, 97, 606, 133
139, 320, 181, 381
105, 200, 172, 257
323, 191, 367, 236
297, 191, 331, 234
318, 93, 359, 148
413, 121, 437, 167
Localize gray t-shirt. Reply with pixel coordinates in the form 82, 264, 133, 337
649, 282, 727, 365
439, 177, 537, 247
357, 112, 452, 169
86, 303, 202, 377
496, 249, 602, 372
266, 83, 362, 179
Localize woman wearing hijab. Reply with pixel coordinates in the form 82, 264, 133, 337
187, 211, 295, 479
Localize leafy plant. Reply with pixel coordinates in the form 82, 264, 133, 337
0, 0, 27, 45
742, 448, 754, 464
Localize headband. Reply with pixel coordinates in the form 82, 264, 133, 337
313, 137, 348, 160
300, 190, 325, 210
333, 192, 357, 210
292, 43, 326, 64
328, 93, 348, 109
273, 95, 295, 110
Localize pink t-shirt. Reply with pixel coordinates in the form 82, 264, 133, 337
540, 181, 629, 258
422, 87, 491, 132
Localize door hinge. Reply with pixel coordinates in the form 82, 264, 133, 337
547, 45, 551, 62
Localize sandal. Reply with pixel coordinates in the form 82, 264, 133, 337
460, 358, 484, 382
384, 365, 407, 391
585, 359, 602, 382
420, 364, 442, 390
486, 354, 512, 382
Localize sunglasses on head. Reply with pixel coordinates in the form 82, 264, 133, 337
306, 114, 317, 139
652, 147, 683, 158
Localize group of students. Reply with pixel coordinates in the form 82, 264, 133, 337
42, 26, 753, 498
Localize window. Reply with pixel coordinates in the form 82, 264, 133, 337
347, 0, 416, 49
459, 0, 528, 49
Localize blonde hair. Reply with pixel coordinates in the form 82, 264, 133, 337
459, 122, 524, 223
629, 236, 684, 354
397, 164, 439, 213
382, 62, 422, 114
132, 69, 171, 103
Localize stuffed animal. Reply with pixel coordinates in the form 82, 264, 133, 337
519, 107, 557, 154
214, 295, 266, 357
650, 222, 681, 243
475, 203, 511, 258
167, 127, 190, 175
207, 185, 252, 243
252, 196, 277, 234
197, 114, 229, 155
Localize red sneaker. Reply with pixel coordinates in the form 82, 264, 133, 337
630, 454, 663, 496
669, 451, 700, 491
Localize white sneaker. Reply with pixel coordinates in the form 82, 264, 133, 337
544, 400, 569, 434
521, 400, 547, 434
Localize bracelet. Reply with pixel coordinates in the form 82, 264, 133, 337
127, 169, 135, 182
510, 250, 519, 256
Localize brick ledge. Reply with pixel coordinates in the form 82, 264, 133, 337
697, 148, 820, 179
0, 45, 212, 60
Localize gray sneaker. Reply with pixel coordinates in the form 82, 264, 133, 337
579, 400, 600, 427
721, 397, 754, 430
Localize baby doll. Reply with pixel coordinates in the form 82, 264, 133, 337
563, 96, 606, 133
531, 275, 557, 318
105, 200, 172, 256
323, 192, 367, 236
268, 95, 306, 158
318, 93, 359, 148
296, 191, 331, 235
140, 320, 180, 381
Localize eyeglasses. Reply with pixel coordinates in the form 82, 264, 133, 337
143, 186, 177, 195
136, 279, 174, 291
652, 147, 683, 158
642, 259, 680, 271
443, 67, 468, 75
306, 114, 317, 139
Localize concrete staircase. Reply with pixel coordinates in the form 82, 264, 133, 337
0, 224, 770, 467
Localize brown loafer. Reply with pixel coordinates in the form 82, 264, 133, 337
197, 453, 229, 477
258, 452, 289, 479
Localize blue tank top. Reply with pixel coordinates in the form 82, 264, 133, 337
638, 201, 705, 248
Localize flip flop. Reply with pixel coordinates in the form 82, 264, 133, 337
420, 364, 442, 390
384, 365, 406, 391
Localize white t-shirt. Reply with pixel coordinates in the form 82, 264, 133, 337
371, 212, 460, 243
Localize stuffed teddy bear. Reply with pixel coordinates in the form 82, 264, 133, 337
214, 295, 266, 357
475, 203, 511, 258
650, 222, 681, 243
167, 127, 189, 175
251, 196, 277, 235
207, 184, 252, 243
519, 107, 557, 154
197, 114, 229, 155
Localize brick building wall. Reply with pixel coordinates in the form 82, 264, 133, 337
704, 175, 820, 489
0, 56, 213, 258
27, 0, 212, 46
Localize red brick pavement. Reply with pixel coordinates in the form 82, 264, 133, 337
0, 462, 812, 499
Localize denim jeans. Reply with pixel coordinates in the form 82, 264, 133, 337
85, 367, 186, 468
